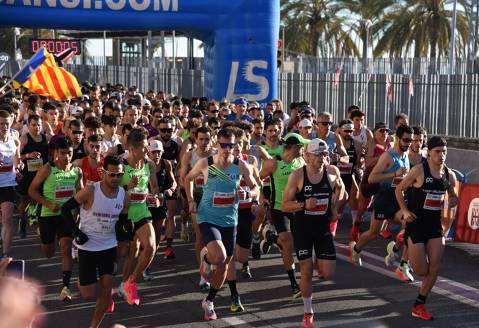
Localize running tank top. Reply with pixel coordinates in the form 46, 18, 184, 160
338, 138, 357, 176
378, 148, 410, 191
238, 154, 254, 209
295, 166, 334, 226
41, 165, 81, 217
261, 142, 284, 186
81, 156, 103, 186
77, 182, 125, 251
0, 134, 17, 187
408, 162, 449, 220
21, 133, 48, 175
271, 156, 305, 210
352, 127, 368, 147
162, 139, 180, 164
120, 159, 152, 222
191, 149, 217, 187
197, 156, 241, 227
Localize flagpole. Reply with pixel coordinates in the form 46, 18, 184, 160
0, 47, 45, 94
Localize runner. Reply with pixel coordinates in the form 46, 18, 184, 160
184, 127, 259, 321
28, 136, 83, 301
260, 133, 310, 298
0, 109, 22, 257
282, 138, 345, 328
73, 134, 103, 187
17, 114, 49, 238
395, 136, 458, 320
118, 127, 160, 306
350, 125, 413, 266
61, 155, 129, 328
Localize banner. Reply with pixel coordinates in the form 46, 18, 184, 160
454, 184, 479, 244
0, 0, 279, 105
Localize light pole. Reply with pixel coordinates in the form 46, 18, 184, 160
361, 19, 372, 74
449, 0, 457, 74
280, 23, 285, 72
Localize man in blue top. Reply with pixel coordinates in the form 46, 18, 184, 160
226, 98, 253, 122
185, 128, 259, 321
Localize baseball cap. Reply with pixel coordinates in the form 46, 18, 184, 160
300, 106, 312, 115
142, 99, 151, 107
71, 106, 83, 117
340, 122, 354, 130
234, 98, 248, 106
306, 138, 328, 153
284, 133, 311, 146
299, 119, 313, 128
374, 122, 388, 131
148, 140, 164, 152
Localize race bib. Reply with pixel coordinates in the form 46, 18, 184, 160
195, 174, 204, 186
130, 188, 148, 204
213, 191, 235, 208
338, 163, 353, 174
55, 185, 75, 200
91, 217, 116, 235
391, 176, 404, 187
305, 198, 329, 216
424, 193, 444, 211
27, 158, 43, 172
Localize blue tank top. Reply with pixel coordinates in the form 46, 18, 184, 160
327, 132, 336, 152
197, 156, 241, 227
379, 148, 410, 191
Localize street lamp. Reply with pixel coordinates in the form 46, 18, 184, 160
449, 0, 457, 74
361, 19, 372, 74
280, 23, 285, 72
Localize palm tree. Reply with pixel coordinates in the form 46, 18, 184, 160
374, 0, 471, 59
281, 0, 359, 57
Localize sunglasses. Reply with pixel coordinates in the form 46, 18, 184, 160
105, 171, 124, 178
160, 128, 173, 133
72, 130, 84, 135
309, 151, 329, 157
320, 122, 333, 126
210, 110, 219, 113
378, 129, 389, 133
401, 138, 413, 143
219, 142, 234, 149
343, 130, 353, 133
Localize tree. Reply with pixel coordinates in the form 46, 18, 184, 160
0, 28, 32, 59
374, 0, 471, 58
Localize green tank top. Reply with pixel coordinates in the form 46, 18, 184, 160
271, 156, 305, 210
120, 160, 152, 222
41, 164, 80, 217
262, 142, 284, 157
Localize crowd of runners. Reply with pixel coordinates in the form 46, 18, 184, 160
0, 82, 459, 328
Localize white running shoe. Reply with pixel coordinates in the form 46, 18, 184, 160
384, 241, 399, 267
349, 241, 362, 266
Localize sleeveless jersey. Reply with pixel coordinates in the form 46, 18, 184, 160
261, 141, 283, 186
41, 165, 81, 217
352, 127, 368, 147
0, 134, 17, 187
295, 166, 334, 227
191, 149, 216, 188
378, 148, 410, 192
408, 162, 449, 220
271, 156, 305, 210
197, 156, 241, 227
77, 182, 125, 251
21, 133, 49, 175
238, 154, 254, 209
72, 140, 87, 161
81, 156, 103, 186
338, 138, 357, 176
162, 139, 180, 165
120, 159, 152, 222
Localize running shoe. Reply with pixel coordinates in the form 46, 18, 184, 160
292, 284, 302, 299
117, 282, 127, 299
349, 224, 360, 242
251, 235, 261, 259
202, 299, 218, 321
199, 248, 213, 283
349, 241, 362, 266
384, 241, 399, 267
230, 295, 245, 313
124, 279, 140, 305
106, 291, 115, 313
199, 279, 210, 292
412, 304, 433, 320
164, 246, 176, 259
300, 313, 314, 328
329, 219, 338, 237
395, 263, 414, 282
59, 286, 72, 302
142, 268, 154, 281
240, 265, 252, 279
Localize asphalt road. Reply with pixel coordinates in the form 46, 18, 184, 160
7, 214, 479, 328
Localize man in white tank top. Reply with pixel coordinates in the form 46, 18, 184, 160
61, 156, 130, 328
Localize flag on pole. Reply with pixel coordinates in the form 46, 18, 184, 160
386, 75, 393, 101
12, 47, 82, 101
54, 48, 76, 67
408, 76, 414, 97
334, 64, 342, 86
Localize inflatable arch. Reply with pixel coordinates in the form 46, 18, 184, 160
0, 0, 279, 104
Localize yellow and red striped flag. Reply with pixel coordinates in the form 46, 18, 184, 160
12, 47, 82, 101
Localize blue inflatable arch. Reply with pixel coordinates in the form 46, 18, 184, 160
0, 0, 279, 104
